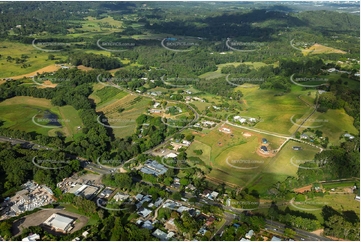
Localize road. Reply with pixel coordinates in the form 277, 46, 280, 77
265, 219, 333, 241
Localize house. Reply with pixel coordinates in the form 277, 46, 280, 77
173, 177, 180, 185
137, 207, 152, 218
213, 106, 221, 110
22, 233, 40, 241
100, 188, 113, 198
185, 90, 192, 94
271, 236, 282, 241
165, 152, 178, 158
245, 229, 254, 239
249, 118, 257, 122
43, 213, 75, 233
344, 133, 355, 139
135, 194, 144, 201
260, 146, 268, 153
292, 146, 302, 151
113, 193, 129, 202
355, 195, 360, 201
210, 191, 219, 199
197, 227, 208, 236
82, 231, 89, 238
154, 197, 164, 207
142, 220, 154, 230
262, 138, 268, 144
182, 140, 191, 146
177, 206, 190, 213
149, 109, 162, 114
300, 134, 309, 139
233, 223, 240, 229
152, 229, 174, 241
153, 102, 161, 108
205, 216, 215, 226
327, 68, 336, 72
186, 184, 196, 191
219, 127, 231, 134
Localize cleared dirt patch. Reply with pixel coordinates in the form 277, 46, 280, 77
294, 184, 312, 193
77, 65, 94, 71
3, 64, 61, 80
12, 209, 88, 236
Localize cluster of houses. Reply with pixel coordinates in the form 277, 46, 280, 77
233, 116, 258, 124
185, 96, 205, 102
58, 179, 101, 201
194, 120, 217, 128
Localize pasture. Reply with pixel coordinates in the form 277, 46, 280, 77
0, 96, 82, 140
0, 41, 67, 78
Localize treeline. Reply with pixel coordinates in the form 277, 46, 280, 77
322, 206, 360, 241
68, 52, 122, 70
0, 143, 80, 198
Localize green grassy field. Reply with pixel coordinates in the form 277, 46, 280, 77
0, 96, 82, 139
187, 124, 288, 187
0, 41, 65, 78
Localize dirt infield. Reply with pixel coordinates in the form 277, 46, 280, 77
294, 184, 312, 193
3, 64, 61, 80
12, 208, 88, 236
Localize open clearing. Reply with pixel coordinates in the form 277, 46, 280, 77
0, 96, 82, 139
303, 43, 347, 55
12, 209, 88, 236
0, 41, 68, 78
187, 123, 287, 187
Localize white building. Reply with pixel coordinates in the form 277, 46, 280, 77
43, 214, 75, 233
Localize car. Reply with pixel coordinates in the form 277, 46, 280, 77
301, 239, 305, 241
273, 228, 277, 231
89, 167, 92, 170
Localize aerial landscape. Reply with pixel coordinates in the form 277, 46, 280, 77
0, 0, 359, 241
